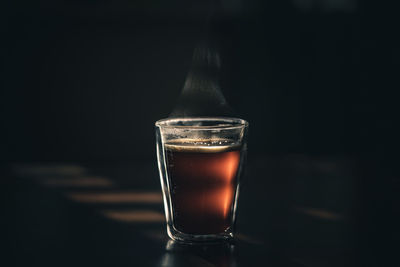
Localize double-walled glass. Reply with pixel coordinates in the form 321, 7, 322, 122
155, 117, 248, 243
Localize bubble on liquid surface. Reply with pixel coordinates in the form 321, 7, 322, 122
165, 139, 240, 153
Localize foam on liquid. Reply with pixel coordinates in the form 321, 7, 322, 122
165, 139, 240, 153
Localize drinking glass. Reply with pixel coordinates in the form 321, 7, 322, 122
155, 117, 248, 243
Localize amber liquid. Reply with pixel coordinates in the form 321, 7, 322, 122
165, 139, 242, 235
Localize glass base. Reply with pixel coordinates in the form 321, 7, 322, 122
167, 225, 234, 244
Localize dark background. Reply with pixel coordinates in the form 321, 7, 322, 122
2, 0, 399, 266
3, 0, 398, 161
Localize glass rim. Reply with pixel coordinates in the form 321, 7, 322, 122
155, 117, 248, 130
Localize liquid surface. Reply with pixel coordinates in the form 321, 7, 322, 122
165, 139, 240, 152
165, 139, 242, 235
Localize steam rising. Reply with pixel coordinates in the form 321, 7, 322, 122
169, 44, 235, 118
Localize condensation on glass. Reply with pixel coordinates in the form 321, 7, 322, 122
155, 117, 248, 243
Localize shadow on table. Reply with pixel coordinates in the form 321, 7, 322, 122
7, 157, 367, 266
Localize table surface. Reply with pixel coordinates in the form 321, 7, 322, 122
4, 155, 392, 266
